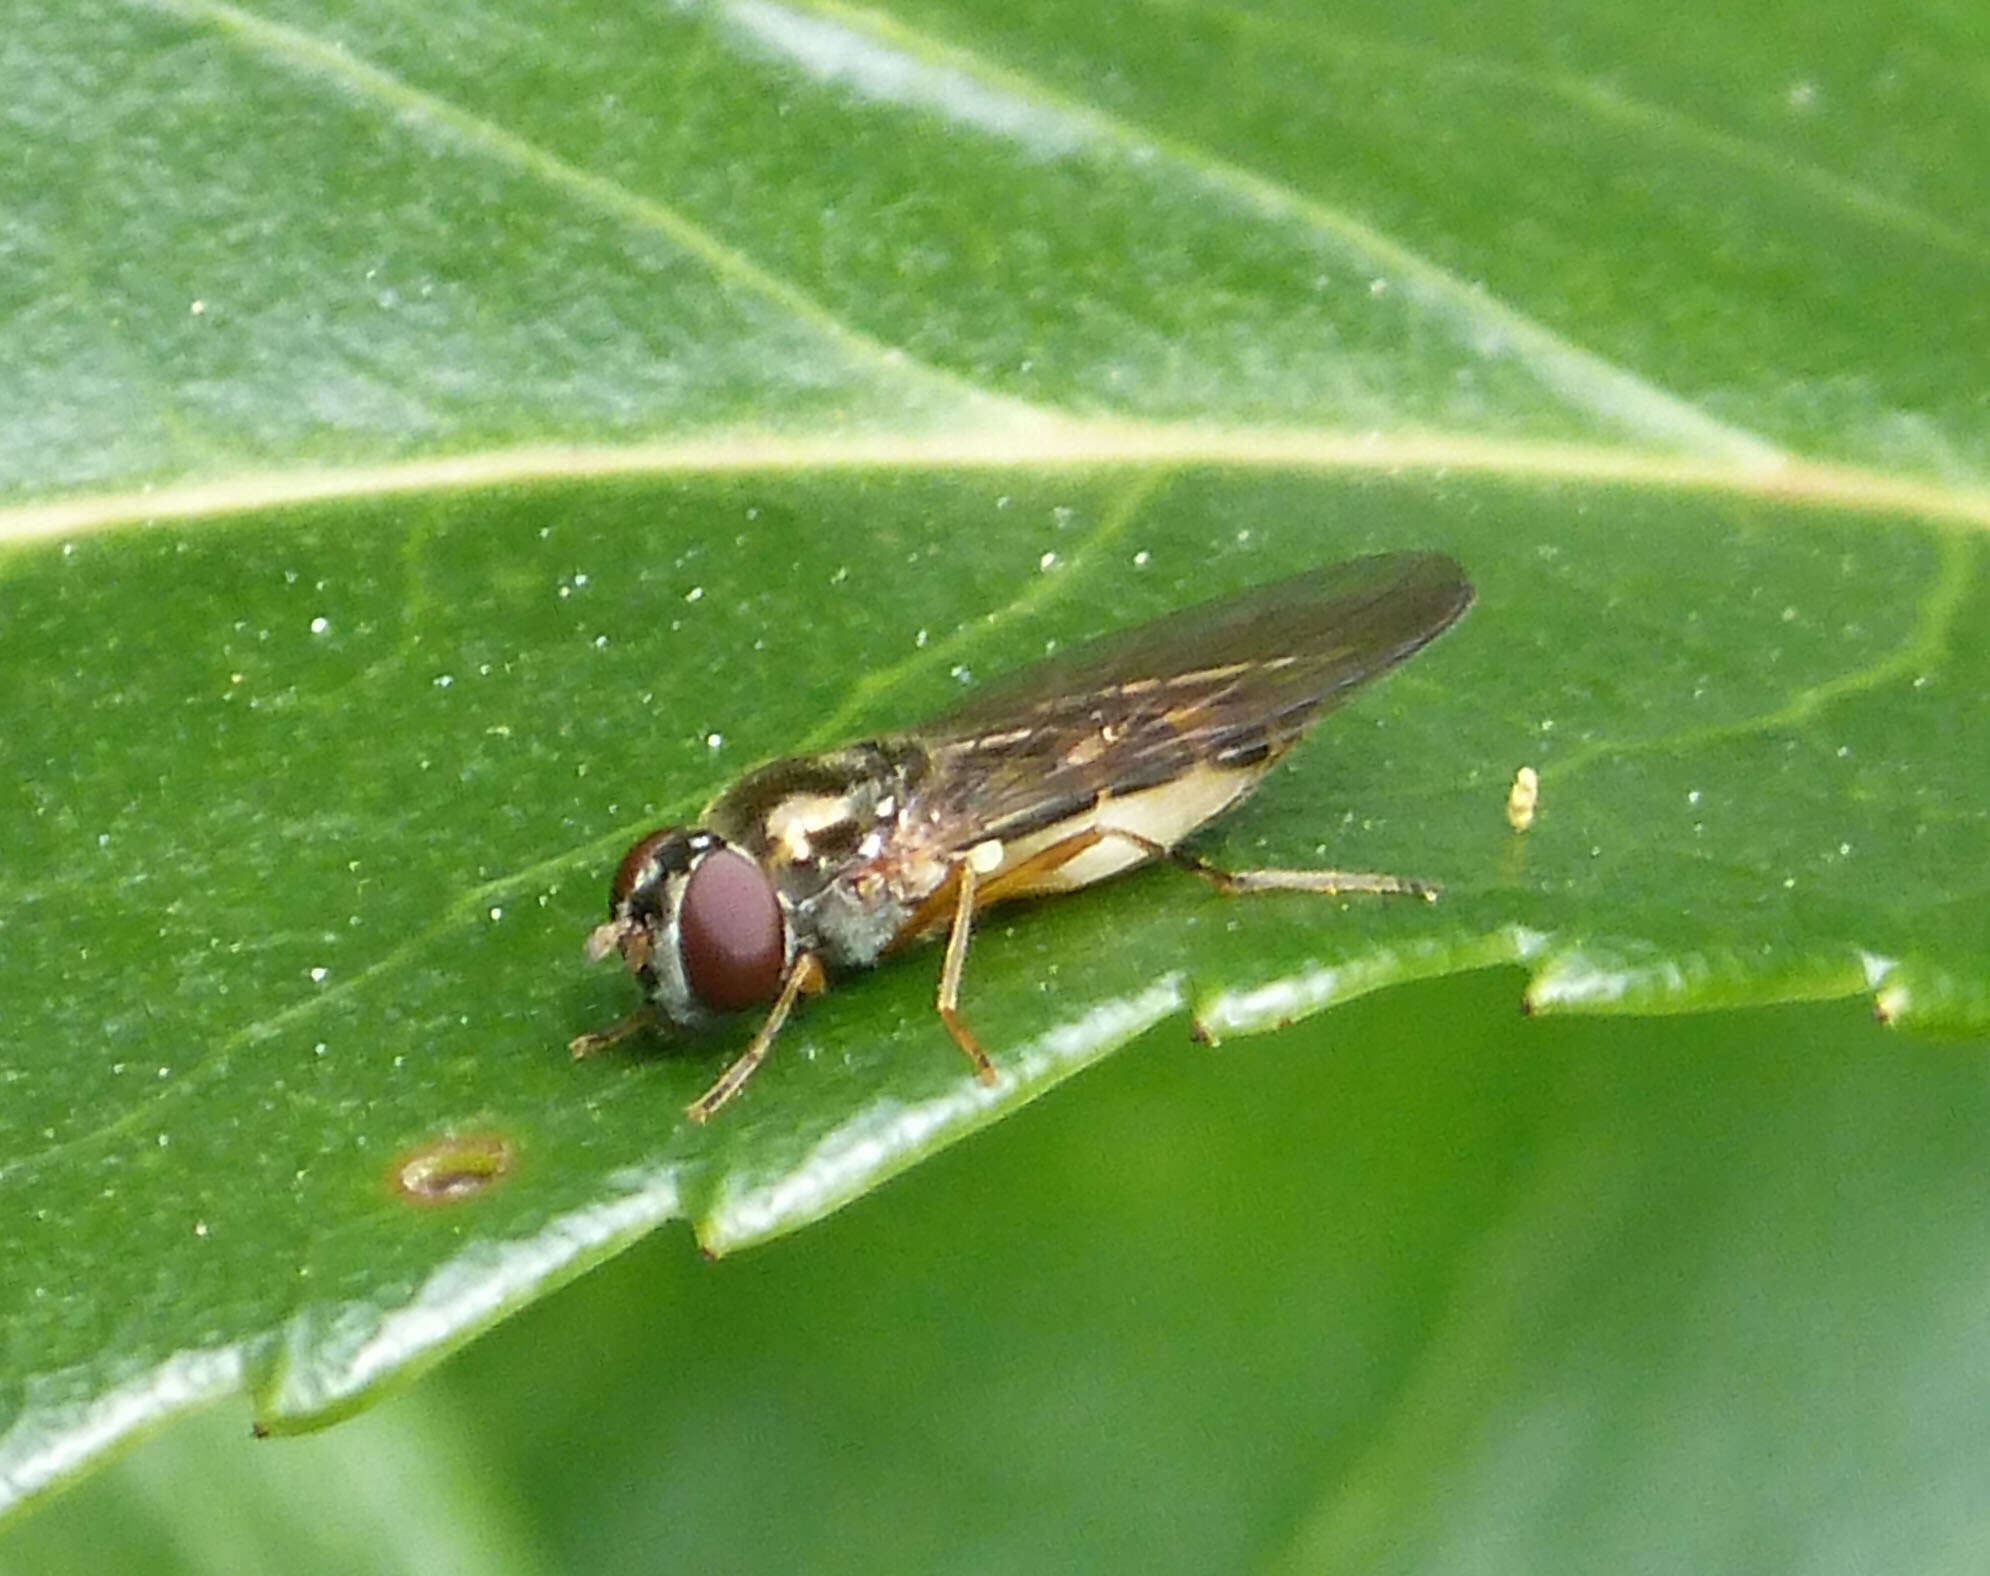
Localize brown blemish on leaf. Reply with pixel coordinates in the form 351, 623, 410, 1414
392, 1131, 515, 1207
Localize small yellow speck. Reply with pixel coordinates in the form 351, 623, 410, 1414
1506, 766, 1540, 832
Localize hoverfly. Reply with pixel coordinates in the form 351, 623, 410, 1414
573, 552, 1473, 1121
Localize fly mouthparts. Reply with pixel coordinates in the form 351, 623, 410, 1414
584, 918, 631, 965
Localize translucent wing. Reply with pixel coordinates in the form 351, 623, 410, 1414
903, 552, 1474, 852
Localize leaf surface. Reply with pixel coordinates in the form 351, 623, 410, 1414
2, 0, 1984, 1517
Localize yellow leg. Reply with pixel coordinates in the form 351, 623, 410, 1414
1098, 827, 1439, 901
936, 858, 999, 1086
569, 1006, 660, 1060
686, 952, 827, 1123
909, 824, 1432, 1100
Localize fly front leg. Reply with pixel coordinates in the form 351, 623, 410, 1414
686, 951, 828, 1123
570, 1005, 662, 1059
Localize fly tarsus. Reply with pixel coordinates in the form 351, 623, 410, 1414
570, 1006, 662, 1060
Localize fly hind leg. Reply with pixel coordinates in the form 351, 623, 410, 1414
1098, 828, 1440, 902
919, 823, 1434, 1099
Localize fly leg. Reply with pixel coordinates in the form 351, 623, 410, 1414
927, 829, 1131, 1087
921, 821, 1428, 1094
1095, 827, 1439, 901
686, 952, 828, 1123
936, 858, 999, 1086
569, 1005, 662, 1059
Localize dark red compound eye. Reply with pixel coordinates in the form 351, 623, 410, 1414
678, 848, 785, 1012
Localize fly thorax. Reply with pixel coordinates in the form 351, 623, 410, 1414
704, 740, 929, 906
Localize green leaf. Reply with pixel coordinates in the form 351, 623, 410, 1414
2, 0, 1984, 1523
0, 1386, 551, 1575
11, 980, 1990, 1572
